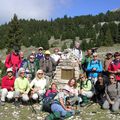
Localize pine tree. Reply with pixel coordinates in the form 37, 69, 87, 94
104, 28, 113, 46
6, 14, 23, 53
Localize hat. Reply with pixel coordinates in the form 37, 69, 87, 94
106, 52, 113, 56
38, 47, 43, 50
54, 48, 59, 52
45, 50, 51, 55
114, 52, 120, 57
7, 68, 13, 72
93, 52, 98, 56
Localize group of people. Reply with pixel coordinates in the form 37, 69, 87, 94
0, 42, 120, 120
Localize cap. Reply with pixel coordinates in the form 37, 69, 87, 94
7, 68, 13, 72
93, 52, 98, 56
45, 50, 51, 55
106, 52, 113, 56
38, 47, 43, 50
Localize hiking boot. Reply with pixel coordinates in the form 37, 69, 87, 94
14, 100, 20, 107
0, 101, 5, 106
75, 110, 80, 115
80, 102, 88, 107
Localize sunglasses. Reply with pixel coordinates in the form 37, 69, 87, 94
38, 73, 43, 75
80, 76, 84, 79
30, 57, 35, 59
109, 77, 114, 79
93, 56, 97, 57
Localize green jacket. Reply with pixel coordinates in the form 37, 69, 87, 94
14, 77, 30, 93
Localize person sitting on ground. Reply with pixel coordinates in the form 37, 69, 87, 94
94, 74, 107, 106
39, 50, 56, 79
78, 74, 94, 107
14, 68, 30, 107
102, 74, 120, 112
45, 83, 58, 97
42, 83, 58, 112
22, 54, 39, 81
108, 52, 120, 82
87, 52, 103, 84
0, 68, 15, 106
30, 69, 48, 101
45, 78, 79, 120
5, 46, 21, 76
35, 47, 44, 60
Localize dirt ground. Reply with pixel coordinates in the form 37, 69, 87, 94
0, 102, 120, 120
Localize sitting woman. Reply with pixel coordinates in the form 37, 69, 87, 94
94, 74, 107, 106
103, 74, 120, 112
45, 78, 79, 120
42, 83, 58, 112
30, 69, 47, 101
78, 74, 94, 107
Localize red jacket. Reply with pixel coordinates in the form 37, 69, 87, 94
5, 52, 21, 73
1, 76, 15, 91
108, 59, 120, 81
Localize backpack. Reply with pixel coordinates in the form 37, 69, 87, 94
42, 91, 58, 113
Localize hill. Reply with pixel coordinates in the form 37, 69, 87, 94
0, 9, 120, 51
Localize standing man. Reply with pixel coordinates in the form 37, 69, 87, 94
5, 46, 21, 76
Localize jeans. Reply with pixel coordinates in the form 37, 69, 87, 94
51, 103, 74, 117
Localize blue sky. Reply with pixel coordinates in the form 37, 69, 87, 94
0, 0, 120, 24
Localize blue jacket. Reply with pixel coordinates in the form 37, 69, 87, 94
87, 60, 103, 78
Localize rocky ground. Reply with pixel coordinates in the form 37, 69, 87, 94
0, 102, 120, 120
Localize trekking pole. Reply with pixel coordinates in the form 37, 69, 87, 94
29, 98, 37, 114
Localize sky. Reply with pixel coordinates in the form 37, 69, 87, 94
0, 0, 120, 25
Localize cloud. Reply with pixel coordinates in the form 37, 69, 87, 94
0, 0, 73, 24
0, 0, 54, 24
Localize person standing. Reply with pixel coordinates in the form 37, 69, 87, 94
108, 52, 120, 82
5, 46, 21, 76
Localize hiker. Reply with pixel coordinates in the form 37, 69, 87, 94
94, 74, 107, 106
5, 46, 21, 76
45, 83, 58, 97
51, 48, 60, 65
14, 68, 30, 107
78, 74, 94, 107
42, 83, 58, 112
82, 49, 93, 76
22, 54, 39, 81
72, 41, 83, 62
30, 69, 47, 101
86, 52, 103, 84
103, 52, 113, 76
108, 52, 120, 82
103, 74, 120, 112
39, 50, 56, 79
19, 51, 27, 68
0, 68, 15, 106
35, 47, 44, 60
45, 79, 79, 120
